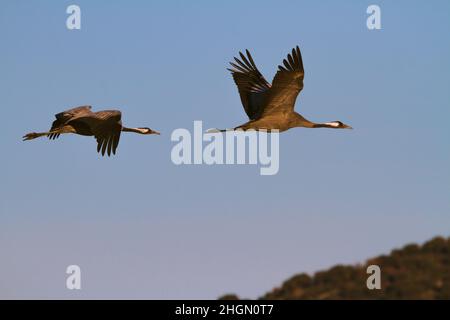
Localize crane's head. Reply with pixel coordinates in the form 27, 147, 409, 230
138, 127, 160, 135
325, 121, 353, 129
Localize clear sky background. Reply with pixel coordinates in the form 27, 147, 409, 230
1, 0, 449, 299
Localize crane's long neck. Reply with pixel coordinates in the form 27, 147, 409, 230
312, 122, 340, 128
122, 127, 147, 134
292, 114, 339, 129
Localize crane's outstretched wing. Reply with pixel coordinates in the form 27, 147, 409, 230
89, 111, 122, 157
228, 50, 271, 120
55, 105, 93, 121
48, 105, 93, 140
262, 46, 304, 116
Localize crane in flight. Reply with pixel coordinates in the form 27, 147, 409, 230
219, 45, 352, 132
23, 105, 160, 156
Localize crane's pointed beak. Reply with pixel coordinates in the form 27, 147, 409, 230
344, 124, 353, 129
152, 130, 161, 135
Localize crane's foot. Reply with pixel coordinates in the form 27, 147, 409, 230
22, 132, 40, 141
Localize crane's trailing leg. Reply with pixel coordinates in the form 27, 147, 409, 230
23, 126, 75, 141
22, 132, 50, 141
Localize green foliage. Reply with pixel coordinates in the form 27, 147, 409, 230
220, 236, 450, 300
260, 236, 450, 300
218, 294, 240, 300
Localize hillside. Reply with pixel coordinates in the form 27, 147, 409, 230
220, 236, 450, 300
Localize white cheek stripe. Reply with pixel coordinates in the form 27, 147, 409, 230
325, 122, 339, 127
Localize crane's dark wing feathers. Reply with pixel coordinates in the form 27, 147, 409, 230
90, 111, 122, 157
48, 105, 93, 140
55, 105, 92, 121
228, 50, 271, 120
46, 107, 122, 156
262, 46, 305, 116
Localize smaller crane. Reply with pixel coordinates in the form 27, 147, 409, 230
23, 106, 160, 156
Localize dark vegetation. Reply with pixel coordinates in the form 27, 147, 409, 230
219, 236, 450, 300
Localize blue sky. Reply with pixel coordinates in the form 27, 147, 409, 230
1, 0, 449, 299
